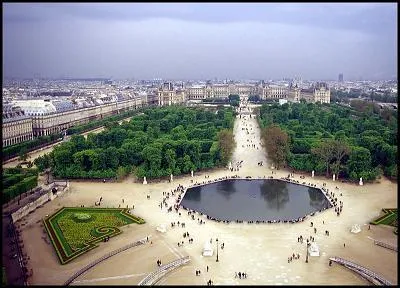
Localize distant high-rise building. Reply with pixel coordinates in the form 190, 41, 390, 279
338, 73, 344, 82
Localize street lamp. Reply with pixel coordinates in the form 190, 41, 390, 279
306, 242, 309, 263
216, 238, 219, 262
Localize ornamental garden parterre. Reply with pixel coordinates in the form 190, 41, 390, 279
43, 207, 145, 264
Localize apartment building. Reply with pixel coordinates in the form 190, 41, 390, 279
2, 98, 143, 147
186, 85, 206, 100
2, 104, 34, 147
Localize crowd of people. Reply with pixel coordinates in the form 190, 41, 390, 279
288, 253, 301, 263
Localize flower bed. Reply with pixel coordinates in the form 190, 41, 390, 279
43, 207, 145, 264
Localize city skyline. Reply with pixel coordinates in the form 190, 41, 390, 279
3, 3, 397, 81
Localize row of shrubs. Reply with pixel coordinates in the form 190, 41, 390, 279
2, 168, 39, 204
3, 107, 147, 162
66, 107, 145, 135
3, 133, 63, 161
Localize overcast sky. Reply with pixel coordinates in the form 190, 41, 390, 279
3, 3, 397, 80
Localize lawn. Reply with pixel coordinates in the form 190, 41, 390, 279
43, 207, 145, 264
370, 208, 397, 233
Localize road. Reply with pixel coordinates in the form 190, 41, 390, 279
2, 116, 133, 169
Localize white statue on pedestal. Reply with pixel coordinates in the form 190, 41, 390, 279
170, 174, 173, 182
191, 170, 194, 177
143, 177, 147, 185
228, 161, 232, 170
333, 174, 336, 181
351, 224, 361, 233
312, 170, 315, 178
359, 177, 363, 186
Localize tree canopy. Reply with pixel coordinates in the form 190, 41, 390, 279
259, 102, 397, 182
38, 106, 236, 180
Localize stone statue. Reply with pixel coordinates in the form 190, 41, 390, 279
359, 177, 363, 186
191, 170, 194, 177
312, 170, 315, 178
143, 177, 147, 185
333, 174, 336, 181
170, 174, 173, 182
228, 161, 232, 170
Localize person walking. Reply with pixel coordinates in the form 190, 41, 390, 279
207, 265, 209, 272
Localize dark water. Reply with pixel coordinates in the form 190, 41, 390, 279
180, 179, 331, 221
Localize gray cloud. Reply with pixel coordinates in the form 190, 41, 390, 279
3, 3, 397, 80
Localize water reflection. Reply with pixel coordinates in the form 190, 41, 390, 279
216, 179, 237, 200
182, 186, 201, 201
260, 179, 289, 210
308, 187, 329, 211
181, 179, 331, 221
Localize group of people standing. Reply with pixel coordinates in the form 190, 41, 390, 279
235, 271, 248, 279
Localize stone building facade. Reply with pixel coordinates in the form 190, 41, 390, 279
2, 98, 142, 147
2, 104, 34, 147
158, 82, 186, 106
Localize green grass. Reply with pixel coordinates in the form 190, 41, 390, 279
43, 207, 145, 264
370, 208, 398, 232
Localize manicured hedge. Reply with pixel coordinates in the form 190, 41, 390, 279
2, 168, 39, 204
370, 208, 397, 227
3, 174, 25, 189
3, 133, 62, 161
66, 107, 145, 136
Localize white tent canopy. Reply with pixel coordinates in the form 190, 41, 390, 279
156, 224, 167, 233
308, 242, 320, 257
202, 241, 214, 257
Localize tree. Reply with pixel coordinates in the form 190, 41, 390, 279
311, 140, 335, 177
18, 148, 28, 162
142, 144, 162, 178
164, 149, 177, 172
116, 166, 130, 181
104, 147, 120, 169
347, 146, 372, 180
217, 129, 235, 166
262, 125, 290, 169
330, 140, 350, 177
182, 154, 194, 173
